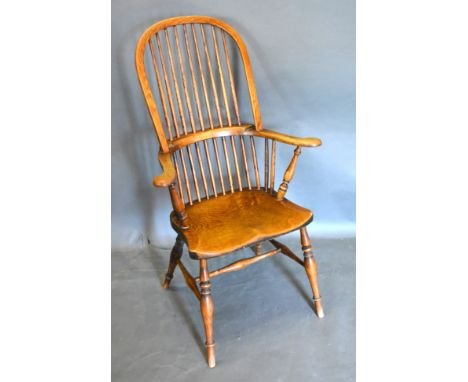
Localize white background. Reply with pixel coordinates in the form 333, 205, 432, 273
1, 0, 468, 381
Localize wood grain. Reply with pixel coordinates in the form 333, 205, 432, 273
199, 259, 216, 368
300, 227, 324, 318
171, 190, 313, 258
163, 235, 184, 288
276, 146, 301, 201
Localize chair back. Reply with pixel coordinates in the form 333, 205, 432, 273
136, 16, 277, 204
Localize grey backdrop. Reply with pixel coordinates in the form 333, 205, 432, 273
112, 0, 355, 250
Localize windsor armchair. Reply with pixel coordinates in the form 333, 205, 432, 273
135, 16, 324, 368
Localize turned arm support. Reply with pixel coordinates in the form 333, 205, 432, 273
260, 130, 321, 200
276, 146, 302, 201
153, 152, 189, 229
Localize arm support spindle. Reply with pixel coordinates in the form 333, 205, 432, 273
276, 146, 301, 201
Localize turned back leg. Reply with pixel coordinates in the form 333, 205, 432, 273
163, 235, 184, 289
199, 259, 216, 368
255, 242, 262, 255
300, 227, 324, 318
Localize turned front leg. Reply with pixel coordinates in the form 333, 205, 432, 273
162, 235, 184, 289
300, 227, 324, 318
199, 259, 216, 368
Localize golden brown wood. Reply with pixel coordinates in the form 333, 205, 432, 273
200, 25, 235, 193
228, 32, 255, 187
190, 24, 226, 195
136, 16, 302, 150
171, 190, 313, 257
264, 139, 269, 191
173, 27, 210, 198
221, 30, 241, 126
238, 136, 251, 189
210, 248, 280, 278
270, 239, 305, 267
221, 30, 252, 189
163, 235, 184, 288
168, 125, 254, 152
154, 33, 194, 203
255, 129, 322, 147
155, 33, 179, 138
211, 27, 243, 190
276, 146, 301, 201
148, 38, 173, 140
168, 184, 189, 229
172, 153, 185, 203
135, 16, 325, 369
165, 29, 202, 202
300, 227, 324, 318
153, 152, 176, 187
269, 140, 276, 193
177, 259, 201, 300
250, 137, 261, 189
195, 248, 280, 282
211, 26, 232, 126
183, 25, 218, 196
178, 150, 193, 204
199, 259, 216, 368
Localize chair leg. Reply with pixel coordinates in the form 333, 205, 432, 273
162, 235, 184, 289
300, 227, 324, 318
255, 242, 262, 255
199, 259, 216, 368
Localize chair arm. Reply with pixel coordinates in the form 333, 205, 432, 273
153, 152, 176, 187
152, 152, 189, 229
253, 129, 322, 147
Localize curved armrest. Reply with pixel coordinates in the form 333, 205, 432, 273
253, 129, 322, 147
153, 152, 176, 187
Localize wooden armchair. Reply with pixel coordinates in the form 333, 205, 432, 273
135, 16, 324, 368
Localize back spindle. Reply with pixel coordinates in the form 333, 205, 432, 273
201, 24, 234, 193
264, 139, 269, 191
183, 24, 218, 197
165, 28, 202, 202
141, 20, 267, 200
174, 26, 210, 199
270, 140, 276, 194
191, 24, 226, 196
221, 30, 252, 190
211, 26, 243, 191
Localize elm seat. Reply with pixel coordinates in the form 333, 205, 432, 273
171, 190, 313, 258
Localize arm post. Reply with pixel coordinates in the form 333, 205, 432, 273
276, 146, 301, 201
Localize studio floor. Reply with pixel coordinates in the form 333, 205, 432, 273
112, 236, 355, 382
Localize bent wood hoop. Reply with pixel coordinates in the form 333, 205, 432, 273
136, 15, 263, 152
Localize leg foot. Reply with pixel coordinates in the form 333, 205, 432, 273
199, 259, 216, 368
206, 343, 216, 368
163, 236, 183, 289
300, 227, 324, 318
